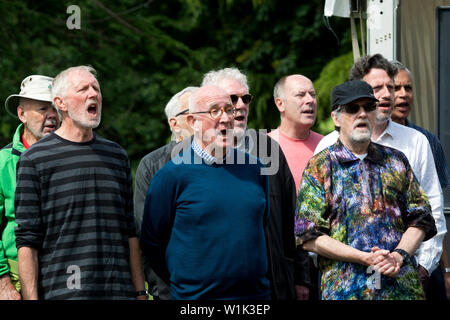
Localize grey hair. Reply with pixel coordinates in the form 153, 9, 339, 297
273, 75, 289, 103
165, 87, 198, 119
390, 60, 413, 82
201, 67, 249, 92
331, 109, 342, 132
51, 65, 97, 101
51, 66, 97, 120
164, 86, 198, 129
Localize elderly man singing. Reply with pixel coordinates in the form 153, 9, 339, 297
140, 85, 271, 300
296, 80, 436, 300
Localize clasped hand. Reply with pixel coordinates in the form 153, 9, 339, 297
365, 247, 402, 278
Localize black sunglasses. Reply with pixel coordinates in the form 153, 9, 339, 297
230, 94, 253, 105
341, 102, 377, 114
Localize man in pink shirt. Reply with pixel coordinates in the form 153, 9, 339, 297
268, 74, 323, 193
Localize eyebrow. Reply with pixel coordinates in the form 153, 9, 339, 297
208, 102, 233, 109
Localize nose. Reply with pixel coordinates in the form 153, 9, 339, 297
234, 106, 248, 118
47, 106, 58, 119
219, 110, 232, 122
304, 92, 315, 104
87, 85, 99, 98
355, 106, 368, 118
398, 86, 407, 97
379, 85, 392, 101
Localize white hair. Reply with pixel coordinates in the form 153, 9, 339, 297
164, 87, 198, 122
51, 65, 97, 101
201, 67, 249, 92
51, 65, 97, 120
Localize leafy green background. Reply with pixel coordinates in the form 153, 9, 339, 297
0, 0, 354, 173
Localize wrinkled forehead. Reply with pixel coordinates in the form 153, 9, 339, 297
68, 69, 100, 89
194, 86, 232, 111
285, 75, 314, 92
179, 91, 192, 108
20, 98, 53, 109
216, 78, 247, 95
394, 69, 412, 84
362, 68, 393, 87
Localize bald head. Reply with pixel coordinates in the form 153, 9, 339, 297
274, 74, 313, 102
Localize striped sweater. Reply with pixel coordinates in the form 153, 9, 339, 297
14, 132, 136, 300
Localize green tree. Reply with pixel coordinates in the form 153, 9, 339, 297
313, 51, 354, 135
0, 0, 352, 173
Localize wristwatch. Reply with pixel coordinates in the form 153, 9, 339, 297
444, 268, 450, 273
136, 290, 149, 297
392, 248, 416, 267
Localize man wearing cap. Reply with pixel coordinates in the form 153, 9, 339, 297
314, 54, 446, 295
0, 75, 59, 299
296, 80, 437, 300
14, 66, 145, 300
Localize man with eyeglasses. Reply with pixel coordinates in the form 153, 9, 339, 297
134, 87, 197, 300
140, 85, 271, 300
201, 68, 311, 300
314, 54, 446, 299
296, 80, 436, 299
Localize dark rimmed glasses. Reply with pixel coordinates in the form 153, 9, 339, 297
230, 94, 253, 105
340, 102, 377, 114
174, 109, 189, 117
191, 105, 235, 120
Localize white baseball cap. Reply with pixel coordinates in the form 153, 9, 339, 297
5, 75, 53, 118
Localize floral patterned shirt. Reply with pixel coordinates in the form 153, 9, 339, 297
295, 140, 436, 300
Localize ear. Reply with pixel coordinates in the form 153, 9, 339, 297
186, 115, 197, 131
17, 105, 26, 123
275, 97, 285, 113
169, 117, 178, 132
331, 111, 340, 128
53, 96, 67, 112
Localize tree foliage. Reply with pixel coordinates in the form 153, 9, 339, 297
313, 51, 354, 135
0, 0, 352, 172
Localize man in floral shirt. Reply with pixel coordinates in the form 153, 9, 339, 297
295, 80, 436, 300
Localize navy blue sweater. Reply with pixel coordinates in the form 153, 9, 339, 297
140, 147, 270, 300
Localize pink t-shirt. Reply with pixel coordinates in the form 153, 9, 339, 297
268, 128, 323, 193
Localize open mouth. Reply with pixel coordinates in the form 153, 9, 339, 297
87, 103, 98, 115
395, 102, 409, 110
43, 124, 56, 132
354, 121, 369, 129
234, 116, 245, 122
377, 102, 391, 109
301, 109, 315, 115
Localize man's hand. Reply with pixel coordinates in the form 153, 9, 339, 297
0, 274, 21, 300
295, 285, 309, 300
368, 247, 401, 278
363, 247, 390, 266
377, 251, 401, 277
